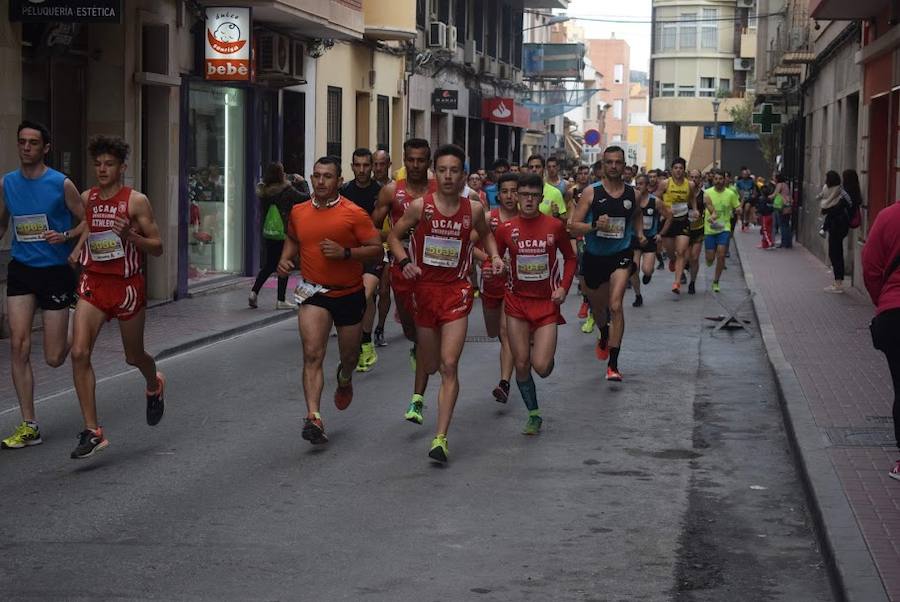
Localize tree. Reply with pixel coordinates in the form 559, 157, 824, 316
730, 94, 781, 174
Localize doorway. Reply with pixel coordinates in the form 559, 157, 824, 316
282, 91, 306, 177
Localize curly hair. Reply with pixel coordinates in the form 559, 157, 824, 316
88, 134, 130, 163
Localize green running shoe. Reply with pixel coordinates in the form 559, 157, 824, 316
1, 421, 42, 449
404, 395, 425, 424
361, 342, 378, 367
712, 282, 721, 293
428, 435, 449, 463
581, 314, 595, 334
355, 344, 372, 373
523, 414, 543, 436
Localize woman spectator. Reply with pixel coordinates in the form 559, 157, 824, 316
862, 201, 900, 480
248, 162, 309, 309
771, 173, 793, 248
819, 170, 850, 293
467, 173, 489, 208
754, 176, 775, 249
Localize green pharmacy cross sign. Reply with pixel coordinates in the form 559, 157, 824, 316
752, 103, 782, 134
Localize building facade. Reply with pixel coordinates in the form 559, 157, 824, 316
587, 37, 631, 148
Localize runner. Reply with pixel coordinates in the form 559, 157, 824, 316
526, 154, 567, 221
703, 169, 741, 293
473, 172, 518, 403
67, 135, 164, 459
655, 157, 696, 294
484, 158, 510, 208
278, 156, 383, 445
545, 156, 569, 201
373, 148, 392, 187
569, 145, 644, 381
495, 173, 576, 434
735, 166, 755, 230
339, 148, 383, 372
0, 121, 83, 450
630, 173, 671, 307
572, 164, 594, 323
388, 144, 503, 463
370, 138, 437, 426
684, 169, 706, 295
372, 148, 393, 346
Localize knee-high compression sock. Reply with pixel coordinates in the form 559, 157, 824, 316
362, 331, 372, 344
516, 375, 539, 413
608, 347, 621, 370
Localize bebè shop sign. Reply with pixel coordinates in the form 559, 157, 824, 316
205, 7, 251, 81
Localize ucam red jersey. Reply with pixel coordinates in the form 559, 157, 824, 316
409, 193, 475, 285
495, 213, 577, 298
390, 179, 438, 226
81, 186, 142, 278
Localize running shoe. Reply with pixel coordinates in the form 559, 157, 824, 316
334, 363, 353, 410
275, 300, 297, 310
824, 284, 845, 294
657, 257, 665, 270
672, 282, 681, 295
70, 427, 108, 459
146, 371, 166, 426
642, 273, 652, 285
248, 291, 258, 309
1, 421, 42, 449
712, 282, 721, 293
493, 380, 510, 403
680, 273, 687, 284
428, 435, 449, 463
632, 294, 643, 308
374, 328, 387, 347
606, 366, 623, 382
409, 346, 417, 372
473, 288, 480, 299
595, 337, 610, 361
688, 281, 696, 295
405, 395, 425, 424
889, 460, 900, 481
362, 342, 378, 367
577, 301, 590, 319
581, 314, 595, 334
523, 413, 543, 436
302, 414, 328, 445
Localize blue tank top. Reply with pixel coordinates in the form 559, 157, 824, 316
3, 167, 73, 267
583, 182, 637, 256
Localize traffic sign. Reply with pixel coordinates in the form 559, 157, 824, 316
584, 129, 601, 146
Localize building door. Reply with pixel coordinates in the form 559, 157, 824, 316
430, 112, 445, 147
282, 91, 305, 177
452, 116, 466, 148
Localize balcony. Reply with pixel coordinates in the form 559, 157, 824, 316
740, 28, 757, 59
650, 96, 744, 126
364, 0, 416, 40
810, 0, 886, 19
215, 0, 365, 40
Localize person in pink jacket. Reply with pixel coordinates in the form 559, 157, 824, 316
862, 202, 900, 480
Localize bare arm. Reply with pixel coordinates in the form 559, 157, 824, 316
704, 191, 716, 221
471, 202, 503, 275
388, 198, 424, 280
114, 192, 163, 256
371, 182, 395, 241
0, 179, 8, 241
567, 184, 596, 237
277, 234, 300, 277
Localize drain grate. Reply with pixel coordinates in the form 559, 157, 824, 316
825, 427, 895, 447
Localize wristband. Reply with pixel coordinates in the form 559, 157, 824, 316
398, 257, 412, 269
344, 247, 351, 259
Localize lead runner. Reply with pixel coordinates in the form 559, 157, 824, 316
388, 144, 503, 463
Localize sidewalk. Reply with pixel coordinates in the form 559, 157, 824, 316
0, 277, 297, 412
734, 228, 898, 602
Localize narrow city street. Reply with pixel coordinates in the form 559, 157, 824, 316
0, 253, 832, 601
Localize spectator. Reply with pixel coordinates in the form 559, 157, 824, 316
754, 176, 775, 249
467, 172, 488, 208
249, 162, 309, 310
771, 172, 793, 248
862, 201, 900, 480
818, 170, 850, 293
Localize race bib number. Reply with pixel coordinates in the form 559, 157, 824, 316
88, 230, 125, 261
422, 235, 461, 268
672, 202, 689, 218
516, 254, 549, 281
642, 215, 654, 230
13, 214, 49, 242
294, 279, 329, 305
596, 217, 626, 239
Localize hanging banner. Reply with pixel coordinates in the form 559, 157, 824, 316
205, 7, 251, 81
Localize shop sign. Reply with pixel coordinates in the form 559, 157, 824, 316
482, 98, 530, 128
523, 43, 586, 80
205, 7, 251, 81
432, 89, 459, 111
9, 0, 122, 23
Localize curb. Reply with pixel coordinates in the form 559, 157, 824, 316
736, 242, 888, 602
154, 311, 295, 362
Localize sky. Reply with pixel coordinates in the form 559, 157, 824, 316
564, 0, 653, 73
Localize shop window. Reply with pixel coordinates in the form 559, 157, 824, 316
377, 95, 390, 152
327, 86, 342, 158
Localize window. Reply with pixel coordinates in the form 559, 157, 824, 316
661, 24, 676, 50
679, 13, 696, 49
701, 8, 718, 49
417, 0, 426, 29
678, 85, 695, 97
719, 78, 731, 93
654, 80, 661, 96
473, 0, 484, 52
513, 11, 523, 67
613, 64, 624, 84
661, 83, 675, 97
486, 1, 498, 57
613, 99, 623, 119
612, 134, 622, 142
438, 0, 450, 22
377, 95, 390, 152
699, 77, 716, 97
453, 0, 467, 43
327, 86, 342, 158
501, 3, 511, 62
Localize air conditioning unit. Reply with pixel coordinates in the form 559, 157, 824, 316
736, 0, 755, 7
733, 57, 754, 71
776, 75, 790, 89
290, 40, 305, 80
447, 25, 458, 49
429, 22, 447, 48
478, 54, 491, 73
511, 66, 522, 83
464, 39, 476, 65
257, 30, 291, 75
498, 63, 510, 80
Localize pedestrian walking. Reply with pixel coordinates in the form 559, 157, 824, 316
772, 173, 793, 248
754, 176, 775, 248
861, 201, 900, 480
818, 170, 850, 293
249, 162, 308, 310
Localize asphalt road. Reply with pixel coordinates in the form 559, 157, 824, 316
0, 253, 833, 601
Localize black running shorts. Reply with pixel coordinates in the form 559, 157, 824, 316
7, 259, 77, 310
303, 289, 366, 327
581, 250, 635, 289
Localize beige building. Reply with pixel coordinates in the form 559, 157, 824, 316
650, 0, 756, 167
587, 37, 631, 148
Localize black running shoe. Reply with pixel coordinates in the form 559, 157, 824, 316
146, 372, 166, 426
680, 273, 687, 284
492, 380, 510, 403
688, 281, 696, 295
374, 327, 387, 347
70, 428, 108, 459
302, 415, 328, 445
632, 294, 643, 307
642, 273, 652, 285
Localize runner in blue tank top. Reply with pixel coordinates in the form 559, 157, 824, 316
0, 121, 84, 450
569, 145, 645, 382
630, 173, 673, 307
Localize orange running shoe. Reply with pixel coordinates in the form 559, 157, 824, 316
577, 301, 589, 319
672, 282, 681, 295
595, 338, 610, 361
606, 367, 623, 382
302, 414, 328, 444
334, 363, 353, 411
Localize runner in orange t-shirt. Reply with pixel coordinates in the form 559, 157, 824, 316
278, 156, 382, 446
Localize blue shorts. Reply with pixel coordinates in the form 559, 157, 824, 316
704, 231, 730, 250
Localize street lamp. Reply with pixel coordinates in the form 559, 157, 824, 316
711, 98, 721, 169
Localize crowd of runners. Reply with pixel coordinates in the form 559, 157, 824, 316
0, 120, 779, 464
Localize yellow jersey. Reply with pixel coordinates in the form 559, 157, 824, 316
662, 178, 691, 218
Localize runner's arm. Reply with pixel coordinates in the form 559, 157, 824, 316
567, 184, 595, 237
557, 223, 577, 293
45, 178, 84, 244
633, 204, 645, 245
66, 190, 93, 264
277, 223, 300, 277
657, 202, 673, 237
120, 192, 163, 256
704, 191, 717, 222
388, 198, 424, 279
345, 210, 384, 262
472, 202, 503, 274
370, 182, 395, 241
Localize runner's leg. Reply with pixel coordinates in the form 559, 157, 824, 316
70, 300, 108, 429
298, 304, 333, 418
118, 308, 158, 390
498, 303, 514, 383
689, 240, 702, 284
630, 250, 642, 297
41, 307, 70, 368
376, 267, 391, 333
434, 317, 468, 437
7, 296, 39, 421
607, 268, 629, 349
715, 242, 727, 283
673, 234, 689, 289
530, 323, 558, 378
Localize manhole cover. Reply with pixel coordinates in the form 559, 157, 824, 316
825, 427, 895, 447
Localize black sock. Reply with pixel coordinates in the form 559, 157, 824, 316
599, 323, 610, 342
374, 326, 383, 334
609, 347, 620, 370
362, 331, 372, 344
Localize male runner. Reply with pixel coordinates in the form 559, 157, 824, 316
630, 173, 671, 307
473, 172, 518, 403
647, 169, 667, 271
526, 155, 567, 221
495, 173, 576, 434
569, 146, 644, 381
655, 157, 696, 294
623, 165, 635, 186
339, 148, 383, 372
0, 121, 83, 450
388, 144, 503, 463
545, 156, 569, 200
373, 148, 392, 187
704, 169, 741, 293
735, 166, 755, 230
371, 138, 437, 423
372, 148, 393, 346
572, 164, 594, 323
278, 156, 383, 445
67, 135, 165, 459
682, 169, 706, 295
484, 158, 510, 208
